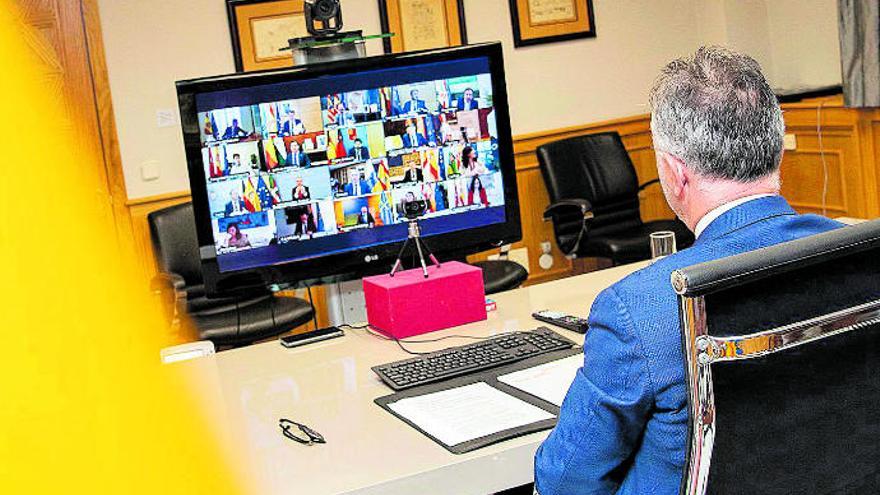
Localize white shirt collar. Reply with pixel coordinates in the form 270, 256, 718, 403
694, 194, 775, 238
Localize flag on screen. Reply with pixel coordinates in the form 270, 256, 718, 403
209, 112, 219, 140
256, 174, 275, 210
375, 160, 390, 191
436, 80, 450, 110
263, 139, 279, 170
274, 138, 287, 167
379, 192, 394, 226
366, 171, 377, 192
446, 148, 460, 176
269, 103, 278, 133
423, 184, 436, 212
264, 173, 280, 206
243, 176, 260, 212
437, 150, 447, 181
379, 87, 392, 115
325, 95, 340, 124
207, 147, 221, 177
315, 205, 324, 232
220, 148, 230, 176
435, 184, 447, 211
424, 149, 440, 181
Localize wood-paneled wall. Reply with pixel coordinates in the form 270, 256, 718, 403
129, 95, 880, 347
780, 95, 880, 218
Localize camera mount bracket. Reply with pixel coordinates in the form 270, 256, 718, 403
282, 1, 393, 66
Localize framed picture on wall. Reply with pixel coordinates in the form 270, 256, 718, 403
509, 0, 596, 47
378, 0, 468, 54
226, 0, 309, 72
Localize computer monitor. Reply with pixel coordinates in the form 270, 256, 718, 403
177, 42, 520, 294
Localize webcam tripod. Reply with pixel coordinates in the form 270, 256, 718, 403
390, 218, 441, 278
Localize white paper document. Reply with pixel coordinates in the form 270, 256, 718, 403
387, 382, 555, 446
497, 355, 583, 407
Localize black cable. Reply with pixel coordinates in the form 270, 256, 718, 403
393, 338, 435, 355
338, 323, 522, 356
306, 286, 320, 330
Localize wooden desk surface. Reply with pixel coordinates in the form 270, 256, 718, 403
172, 262, 647, 495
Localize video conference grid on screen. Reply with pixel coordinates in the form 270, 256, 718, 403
196, 59, 506, 272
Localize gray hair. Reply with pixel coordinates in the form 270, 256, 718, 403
649, 46, 784, 182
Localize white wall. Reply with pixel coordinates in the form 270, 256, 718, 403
765, 0, 842, 90
465, 0, 702, 135
99, 0, 841, 199
721, 0, 775, 81
704, 0, 841, 90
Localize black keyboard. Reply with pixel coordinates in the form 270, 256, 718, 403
371, 327, 577, 391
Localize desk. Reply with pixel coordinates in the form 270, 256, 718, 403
173, 262, 647, 495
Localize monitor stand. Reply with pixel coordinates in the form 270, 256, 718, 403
325, 279, 367, 325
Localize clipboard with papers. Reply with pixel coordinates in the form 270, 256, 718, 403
374, 348, 584, 454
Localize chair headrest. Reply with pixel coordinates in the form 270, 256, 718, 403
672, 219, 880, 297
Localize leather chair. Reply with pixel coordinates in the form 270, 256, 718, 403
673, 219, 880, 495
148, 202, 315, 348
471, 246, 529, 295
537, 132, 694, 265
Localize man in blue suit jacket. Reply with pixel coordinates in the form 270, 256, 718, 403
534, 47, 843, 495
344, 173, 370, 197
401, 123, 428, 148
400, 89, 428, 114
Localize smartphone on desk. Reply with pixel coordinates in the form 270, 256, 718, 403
280, 326, 344, 348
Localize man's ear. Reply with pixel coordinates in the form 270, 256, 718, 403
658, 152, 688, 198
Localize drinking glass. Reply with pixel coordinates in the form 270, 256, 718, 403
650, 231, 677, 260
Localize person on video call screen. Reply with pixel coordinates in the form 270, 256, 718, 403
401, 89, 428, 114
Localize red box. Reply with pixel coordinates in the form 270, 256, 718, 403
363, 261, 486, 338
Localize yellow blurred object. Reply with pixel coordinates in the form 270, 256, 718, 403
0, 5, 242, 494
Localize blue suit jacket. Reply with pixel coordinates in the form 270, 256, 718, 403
534, 196, 842, 495
401, 99, 428, 113
402, 132, 428, 148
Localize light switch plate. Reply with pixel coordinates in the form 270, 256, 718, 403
141, 160, 160, 181
156, 109, 177, 128
783, 133, 797, 151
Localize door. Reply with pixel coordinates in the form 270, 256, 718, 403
15, 0, 130, 243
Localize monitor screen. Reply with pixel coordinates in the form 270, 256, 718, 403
178, 43, 520, 293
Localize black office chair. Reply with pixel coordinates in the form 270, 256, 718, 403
537, 131, 694, 265
148, 202, 315, 348
673, 219, 880, 495
471, 248, 529, 295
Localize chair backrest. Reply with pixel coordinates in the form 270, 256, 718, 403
672, 219, 880, 495
147, 202, 203, 286
536, 131, 642, 236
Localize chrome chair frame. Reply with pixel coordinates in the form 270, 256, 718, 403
674, 269, 880, 495
671, 216, 880, 495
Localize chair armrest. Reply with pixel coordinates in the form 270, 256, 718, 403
151, 272, 186, 292
543, 198, 594, 222
638, 178, 660, 191
151, 272, 187, 326
542, 199, 594, 257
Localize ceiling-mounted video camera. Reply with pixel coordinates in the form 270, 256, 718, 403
304, 0, 344, 38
